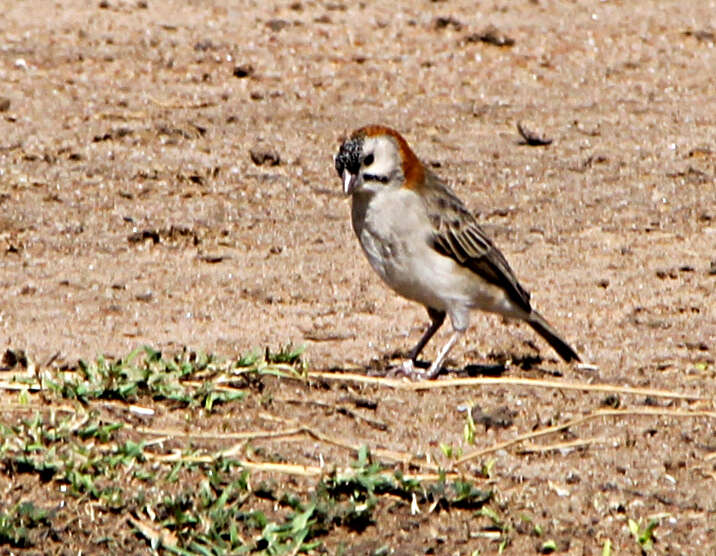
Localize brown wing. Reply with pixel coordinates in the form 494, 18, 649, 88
422, 171, 533, 313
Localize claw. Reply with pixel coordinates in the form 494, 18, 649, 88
385, 360, 425, 380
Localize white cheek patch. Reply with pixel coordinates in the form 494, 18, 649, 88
363, 137, 398, 181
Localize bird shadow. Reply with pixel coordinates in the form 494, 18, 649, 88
367, 351, 563, 379
460, 363, 507, 377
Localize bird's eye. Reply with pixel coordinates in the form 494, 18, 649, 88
363, 153, 374, 166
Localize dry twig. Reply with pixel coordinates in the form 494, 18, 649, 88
457, 407, 716, 464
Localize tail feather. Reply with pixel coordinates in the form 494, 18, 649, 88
527, 311, 580, 363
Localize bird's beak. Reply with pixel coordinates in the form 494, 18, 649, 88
342, 170, 358, 195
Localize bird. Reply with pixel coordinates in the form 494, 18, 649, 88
334, 124, 580, 379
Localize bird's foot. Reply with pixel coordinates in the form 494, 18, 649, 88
385, 359, 421, 379
385, 360, 442, 380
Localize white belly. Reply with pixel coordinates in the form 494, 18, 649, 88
351, 188, 522, 326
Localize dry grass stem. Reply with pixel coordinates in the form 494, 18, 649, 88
274, 396, 389, 431
308, 372, 706, 401
457, 407, 716, 464
518, 437, 607, 454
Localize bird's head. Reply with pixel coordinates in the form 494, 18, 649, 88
334, 125, 425, 195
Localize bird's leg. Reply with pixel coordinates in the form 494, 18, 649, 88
424, 329, 464, 379
407, 308, 446, 364
392, 309, 445, 378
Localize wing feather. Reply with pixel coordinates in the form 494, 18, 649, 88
422, 171, 532, 312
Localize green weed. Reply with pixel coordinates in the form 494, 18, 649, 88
628, 517, 659, 552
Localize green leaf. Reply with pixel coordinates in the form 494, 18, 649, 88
480, 506, 503, 529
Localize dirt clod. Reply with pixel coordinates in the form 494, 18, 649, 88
471, 405, 516, 429
249, 145, 281, 166
683, 28, 715, 42
433, 16, 463, 31
516, 121, 553, 146
233, 64, 254, 78
266, 19, 291, 32
464, 24, 516, 46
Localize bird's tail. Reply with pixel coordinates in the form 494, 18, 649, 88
527, 311, 580, 363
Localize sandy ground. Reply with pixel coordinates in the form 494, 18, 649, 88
1, 0, 715, 553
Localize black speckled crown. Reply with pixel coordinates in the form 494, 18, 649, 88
335, 136, 363, 177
